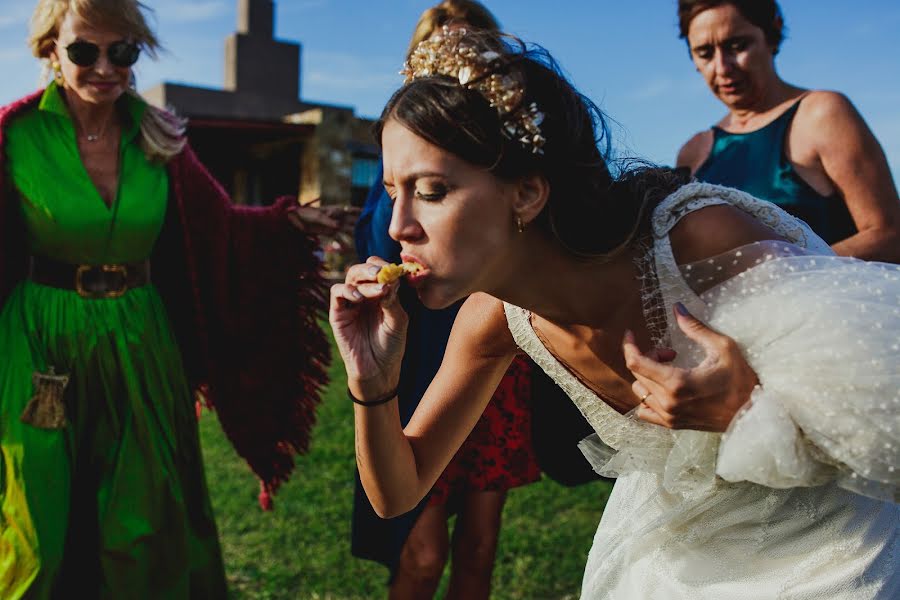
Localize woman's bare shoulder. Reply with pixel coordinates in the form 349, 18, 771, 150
794, 90, 865, 137
451, 293, 518, 359
668, 203, 787, 264
798, 90, 857, 117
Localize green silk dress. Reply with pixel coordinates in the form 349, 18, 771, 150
0, 83, 226, 598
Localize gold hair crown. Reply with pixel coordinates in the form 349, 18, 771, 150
401, 27, 546, 155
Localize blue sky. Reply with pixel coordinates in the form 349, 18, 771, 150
1, 0, 898, 178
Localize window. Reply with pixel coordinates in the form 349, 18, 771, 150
351, 156, 381, 206
351, 156, 380, 187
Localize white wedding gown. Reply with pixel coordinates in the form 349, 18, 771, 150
504, 183, 899, 599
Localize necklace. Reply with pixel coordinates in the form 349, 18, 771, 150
78, 116, 114, 143
83, 124, 108, 142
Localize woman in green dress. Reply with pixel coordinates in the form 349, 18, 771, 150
0, 1, 340, 597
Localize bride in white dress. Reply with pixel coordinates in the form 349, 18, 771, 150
532, 182, 899, 599
330, 28, 899, 599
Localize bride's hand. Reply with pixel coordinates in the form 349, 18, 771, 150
623, 302, 759, 432
329, 257, 408, 400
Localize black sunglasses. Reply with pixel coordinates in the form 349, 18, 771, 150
63, 40, 141, 68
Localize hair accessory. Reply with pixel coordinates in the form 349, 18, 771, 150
402, 26, 546, 155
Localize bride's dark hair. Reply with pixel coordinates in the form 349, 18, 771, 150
376, 30, 690, 259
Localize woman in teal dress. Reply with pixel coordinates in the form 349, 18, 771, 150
0, 1, 339, 597
675, 0, 900, 260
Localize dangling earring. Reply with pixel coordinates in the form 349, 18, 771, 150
515, 214, 525, 233
129, 71, 137, 90
51, 60, 64, 84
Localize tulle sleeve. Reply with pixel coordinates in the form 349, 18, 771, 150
689, 243, 900, 501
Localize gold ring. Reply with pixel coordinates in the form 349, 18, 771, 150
639, 391, 651, 402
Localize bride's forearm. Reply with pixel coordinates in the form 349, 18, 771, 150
354, 400, 427, 518
352, 295, 519, 517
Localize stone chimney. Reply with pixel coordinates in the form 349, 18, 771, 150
237, 0, 273, 37
225, 0, 301, 99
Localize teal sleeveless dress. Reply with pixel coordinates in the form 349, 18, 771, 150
694, 100, 856, 244
0, 83, 226, 598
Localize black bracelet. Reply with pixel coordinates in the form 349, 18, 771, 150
348, 387, 398, 407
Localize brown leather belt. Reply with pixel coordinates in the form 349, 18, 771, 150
29, 255, 151, 299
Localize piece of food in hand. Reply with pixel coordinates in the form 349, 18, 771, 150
376, 262, 422, 284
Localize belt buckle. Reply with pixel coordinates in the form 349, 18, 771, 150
75, 264, 128, 299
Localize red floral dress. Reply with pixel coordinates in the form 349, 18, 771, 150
428, 355, 541, 506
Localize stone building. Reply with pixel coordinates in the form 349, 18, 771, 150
144, 0, 380, 208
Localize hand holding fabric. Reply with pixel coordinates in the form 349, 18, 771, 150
624, 302, 758, 433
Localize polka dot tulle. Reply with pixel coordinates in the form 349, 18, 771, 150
691, 242, 900, 500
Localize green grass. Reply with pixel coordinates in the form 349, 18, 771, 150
200, 327, 612, 599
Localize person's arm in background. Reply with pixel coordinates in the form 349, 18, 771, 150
796, 91, 900, 262
676, 130, 713, 174
162, 144, 332, 507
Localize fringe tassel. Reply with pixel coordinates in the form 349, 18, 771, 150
258, 480, 273, 511
194, 384, 213, 420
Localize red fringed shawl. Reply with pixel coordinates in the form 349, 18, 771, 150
0, 91, 330, 504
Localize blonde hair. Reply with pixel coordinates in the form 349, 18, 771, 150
133, 93, 187, 164
29, 0, 185, 162
406, 0, 500, 60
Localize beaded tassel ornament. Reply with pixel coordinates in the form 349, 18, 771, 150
21, 366, 70, 429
